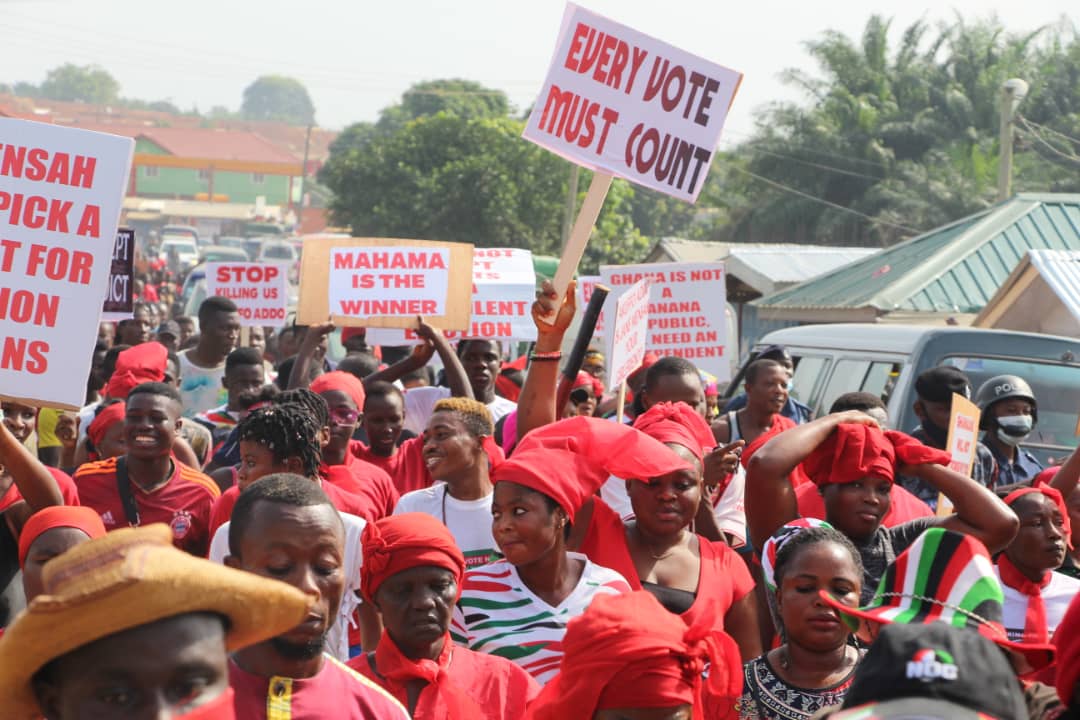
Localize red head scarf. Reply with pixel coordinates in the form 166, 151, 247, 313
495, 417, 691, 523
360, 512, 466, 603
525, 591, 742, 720
87, 402, 126, 451
1004, 486, 1072, 550
803, 423, 951, 487
633, 401, 715, 464
18, 506, 107, 568
104, 342, 167, 399
310, 370, 366, 409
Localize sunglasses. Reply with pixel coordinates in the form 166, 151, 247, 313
570, 388, 594, 405
329, 407, 360, 425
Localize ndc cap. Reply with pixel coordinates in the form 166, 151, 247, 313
914, 366, 971, 403
832, 623, 1026, 720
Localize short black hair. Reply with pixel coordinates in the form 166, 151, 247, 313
226, 347, 264, 373
228, 473, 337, 556
745, 359, 785, 385
127, 382, 182, 405
277, 388, 329, 428
642, 356, 698, 390
175, 315, 194, 327
772, 525, 863, 589
456, 338, 501, 360
102, 344, 132, 381
830, 391, 886, 415
198, 296, 238, 326
237, 405, 322, 479
336, 353, 380, 380
364, 381, 403, 410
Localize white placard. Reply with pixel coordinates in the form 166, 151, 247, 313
607, 278, 650, 390
328, 245, 450, 318
206, 262, 288, 326
0, 119, 133, 408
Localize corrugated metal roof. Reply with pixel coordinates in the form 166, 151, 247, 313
727, 246, 878, 285
1029, 249, 1080, 325
753, 194, 1080, 315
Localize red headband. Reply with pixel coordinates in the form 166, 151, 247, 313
1004, 486, 1072, 550
87, 403, 126, 450
18, 506, 107, 568
495, 417, 691, 523
104, 342, 167, 399
633, 402, 715, 465
803, 424, 951, 486
360, 512, 466, 602
310, 371, 366, 410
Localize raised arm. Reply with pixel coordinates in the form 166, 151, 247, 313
914, 464, 1019, 552
515, 280, 576, 442
0, 418, 63, 533
286, 322, 336, 390
745, 411, 873, 552
414, 317, 471, 399
1049, 446, 1080, 499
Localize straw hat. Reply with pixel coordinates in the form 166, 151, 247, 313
819, 527, 1055, 673
0, 524, 314, 719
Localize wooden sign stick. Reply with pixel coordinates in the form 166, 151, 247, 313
547, 170, 614, 321
615, 381, 628, 422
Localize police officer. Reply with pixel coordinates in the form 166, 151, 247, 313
975, 374, 1043, 486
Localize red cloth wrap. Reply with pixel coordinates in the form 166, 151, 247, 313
18, 506, 107, 568
494, 374, 521, 403
525, 591, 742, 720
360, 512, 465, 602
803, 424, 951, 487
104, 342, 167, 399
1054, 594, 1080, 705
311, 371, 366, 409
997, 553, 1051, 644
633, 402, 715, 465
1004, 486, 1072, 550
373, 632, 485, 720
87, 403, 125, 449
495, 417, 692, 523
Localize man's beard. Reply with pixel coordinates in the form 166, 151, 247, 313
270, 634, 326, 661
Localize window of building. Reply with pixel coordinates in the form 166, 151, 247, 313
197, 169, 210, 181
144, 166, 158, 178
252, 173, 265, 184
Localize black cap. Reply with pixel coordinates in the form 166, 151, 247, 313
156, 320, 181, 339
757, 344, 791, 364
914, 366, 970, 404
836, 623, 1026, 720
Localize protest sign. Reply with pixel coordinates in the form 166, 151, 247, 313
206, 262, 288, 326
576, 274, 605, 336
936, 393, 981, 516
101, 227, 134, 321
297, 237, 473, 329
524, 3, 741, 203
0, 119, 133, 409
367, 248, 539, 344
607, 278, 650, 391
600, 261, 729, 381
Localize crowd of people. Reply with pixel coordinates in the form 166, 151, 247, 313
0, 272, 1078, 720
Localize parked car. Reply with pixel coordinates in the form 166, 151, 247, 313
257, 241, 299, 263
199, 246, 250, 263
159, 238, 199, 272
722, 324, 1080, 464
161, 224, 200, 244
216, 236, 250, 258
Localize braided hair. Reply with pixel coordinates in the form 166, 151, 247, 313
277, 387, 329, 428
772, 525, 863, 589
236, 403, 322, 479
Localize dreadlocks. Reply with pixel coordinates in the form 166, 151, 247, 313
236, 404, 322, 479
278, 387, 329, 428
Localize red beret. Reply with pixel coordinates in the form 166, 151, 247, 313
104, 342, 167, 399
18, 506, 107, 569
310, 371, 366, 410
803, 424, 951, 487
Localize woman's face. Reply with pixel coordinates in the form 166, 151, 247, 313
237, 440, 287, 490
97, 422, 127, 459
2, 402, 37, 444
423, 411, 481, 481
823, 476, 892, 542
492, 481, 565, 568
320, 390, 360, 455
776, 541, 861, 653
22, 527, 93, 601
628, 444, 701, 537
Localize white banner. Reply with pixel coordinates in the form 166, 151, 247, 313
206, 262, 288, 326
329, 245, 451, 318
524, 3, 742, 203
0, 119, 133, 408
607, 278, 650, 390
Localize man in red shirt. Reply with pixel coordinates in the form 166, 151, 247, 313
75, 382, 220, 556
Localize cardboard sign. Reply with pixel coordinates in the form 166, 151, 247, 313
367, 248, 539, 344
599, 261, 729, 380
607, 278, 650, 391
524, 3, 742, 203
577, 274, 605, 336
297, 238, 473, 329
101, 227, 134, 321
936, 393, 981, 516
0, 119, 134, 409
206, 262, 288, 326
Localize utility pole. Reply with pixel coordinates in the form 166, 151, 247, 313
561, 164, 580, 248
996, 78, 1029, 202
296, 124, 313, 232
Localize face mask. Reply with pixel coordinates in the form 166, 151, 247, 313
920, 415, 950, 447
995, 415, 1033, 446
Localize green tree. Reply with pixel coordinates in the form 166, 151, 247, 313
375, 79, 510, 134
240, 75, 315, 125
39, 64, 119, 104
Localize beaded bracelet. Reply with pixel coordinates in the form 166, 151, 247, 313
529, 351, 563, 361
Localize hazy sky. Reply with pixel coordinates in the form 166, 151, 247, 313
1, 0, 1075, 147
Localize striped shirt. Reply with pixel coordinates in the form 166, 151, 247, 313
450, 553, 630, 684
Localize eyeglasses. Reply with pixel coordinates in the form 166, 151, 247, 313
329, 407, 360, 425
570, 388, 594, 405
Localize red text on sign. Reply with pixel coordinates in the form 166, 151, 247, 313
624, 123, 711, 194
333, 251, 446, 270
351, 273, 427, 289
0, 193, 100, 237
0, 144, 97, 188
539, 85, 619, 155
563, 22, 649, 94
0, 337, 48, 374
642, 57, 722, 126
26, 244, 93, 284
216, 265, 279, 284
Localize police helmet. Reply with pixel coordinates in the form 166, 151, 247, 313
973, 375, 1037, 429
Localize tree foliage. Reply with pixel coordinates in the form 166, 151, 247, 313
240, 75, 315, 125
39, 64, 120, 105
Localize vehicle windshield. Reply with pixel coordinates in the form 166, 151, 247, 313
943, 355, 1080, 451
202, 250, 245, 262
262, 244, 294, 259
163, 240, 197, 253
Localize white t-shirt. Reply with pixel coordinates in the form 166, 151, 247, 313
178, 350, 227, 419
712, 465, 747, 548
394, 483, 499, 568
402, 386, 516, 436
209, 511, 366, 662
600, 476, 634, 521
450, 554, 631, 684
996, 567, 1080, 642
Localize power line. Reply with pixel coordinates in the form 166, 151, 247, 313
731, 165, 925, 236
740, 146, 884, 180
1016, 125, 1080, 167
1016, 114, 1080, 148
